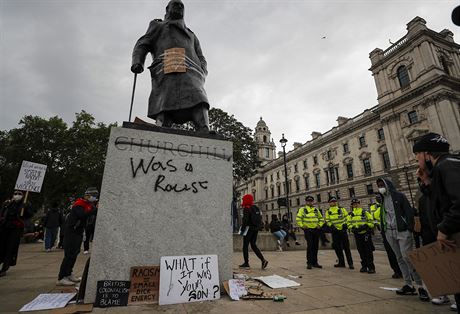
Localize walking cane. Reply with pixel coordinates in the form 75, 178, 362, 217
128, 73, 138, 122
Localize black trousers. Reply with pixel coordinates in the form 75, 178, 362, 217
304, 229, 320, 265
0, 228, 22, 272
381, 231, 401, 275
242, 229, 265, 264
355, 232, 374, 269
83, 225, 95, 251
58, 230, 83, 280
331, 229, 353, 266
284, 230, 297, 242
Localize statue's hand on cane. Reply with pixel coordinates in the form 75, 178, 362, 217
131, 64, 144, 74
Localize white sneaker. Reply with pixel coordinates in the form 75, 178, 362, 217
277, 244, 283, 252
432, 295, 450, 305
450, 303, 457, 311
67, 274, 81, 283
56, 278, 75, 286
83, 251, 89, 255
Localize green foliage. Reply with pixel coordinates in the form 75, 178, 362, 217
209, 108, 259, 182
0, 111, 116, 207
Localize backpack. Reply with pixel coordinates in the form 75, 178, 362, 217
250, 205, 263, 228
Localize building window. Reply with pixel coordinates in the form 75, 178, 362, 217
346, 163, 353, 179
316, 194, 322, 203
327, 150, 332, 160
289, 199, 292, 207
271, 203, 274, 210
295, 180, 300, 192
294, 163, 298, 173
277, 185, 281, 196
359, 135, 366, 147
343, 143, 349, 153
335, 189, 340, 199
271, 187, 274, 198
408, 110, 418, 124
397, 65, 410, 88
303, 160, 308, 169
252, 192, 256, 201
377, 128, 385, 140
264, 177, 267, 184
265, 189, 268, 199
263, 135, 267, 143
348, 187, 355, 198
366, 184, 374, 195
277, 171, 280, 179
265, 148, 270, 158
265, 204, 268, 211
296, 198, 300, 206
313, 156, 318, 165
270, 174, 273, 182
329, 166, 336, 185
314, 173, 321, 188
363, 158, 372, 176
382, 152, 391, 171
304, 176, 310, 190
335, 167, 340, 182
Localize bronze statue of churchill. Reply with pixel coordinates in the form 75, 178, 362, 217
131, 0, 210, 131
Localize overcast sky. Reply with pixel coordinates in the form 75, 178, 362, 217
1, 0, 459, 152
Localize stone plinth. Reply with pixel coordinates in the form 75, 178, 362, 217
84, 125, 233, 303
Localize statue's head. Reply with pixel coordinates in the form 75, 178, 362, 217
165, 0, 184, 20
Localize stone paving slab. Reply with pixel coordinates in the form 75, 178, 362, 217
0, 243, 454, 313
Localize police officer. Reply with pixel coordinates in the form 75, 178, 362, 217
348, 198, 375, 274
325, 196, 354, 269
296, 196, 324, 269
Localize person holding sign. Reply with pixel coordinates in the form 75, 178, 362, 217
57, 188, 98, 286
239, 194, 268, 269
0, 190, 35, 277
413, 133, 460, 311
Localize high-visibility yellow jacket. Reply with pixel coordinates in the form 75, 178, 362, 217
325, 206, 348, 231
347, 207, 374, 234
370, 203, 381, 225
296, 206, 324, 229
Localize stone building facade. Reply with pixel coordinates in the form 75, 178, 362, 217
235, 17, 460, 223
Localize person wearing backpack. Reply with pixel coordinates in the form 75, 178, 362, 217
239, 194, 268, 269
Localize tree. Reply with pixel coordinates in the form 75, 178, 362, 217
209, 108, 259, 182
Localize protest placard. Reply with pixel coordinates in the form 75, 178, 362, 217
94, 280, 130, 308
128, 266, 160, 305
15, 160, 47, 193
408, 242, 460, 297
159, 255, 220, 305
19, 293, 76, 312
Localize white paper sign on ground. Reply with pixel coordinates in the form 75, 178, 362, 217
254, 274, 301, 289
15, 161, 47, 193
228, 279, 247, 300
159, 255, 220, 305
19, 293, 76, 312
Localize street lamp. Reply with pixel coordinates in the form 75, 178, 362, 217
402, 165, 415, 207
280, 134, 290, 221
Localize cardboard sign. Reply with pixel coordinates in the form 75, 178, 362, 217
159, 255, 220, 305
163, 48, 186, 74
94, 280, 130, 308
408, 242, 460, 297
19, 293, 76, 312
128, 266, 160, 305
15, 160, 47, 192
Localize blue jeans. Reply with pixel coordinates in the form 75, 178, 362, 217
45, 227, 58, 250
273, 230, 287, 241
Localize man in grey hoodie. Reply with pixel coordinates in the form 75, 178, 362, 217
376, 178, 429, 301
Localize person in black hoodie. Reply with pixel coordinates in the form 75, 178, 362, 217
376, 177, 429, 301
43, 201, 63, 252
413, 132, 460, 311
0, 190, 35, 277
56, 187, 98, 286
239, 194, 268, 269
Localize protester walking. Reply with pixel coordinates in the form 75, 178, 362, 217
239, 194, 268, 269
376, 178, 429, 301
325, 196, 354, 269
0, 190, 35, 277
43, 202, 63, 252
57, 188, 98, 286
372, 195, 402, 279
297, 195, 323, 269
413, 132, 460, 311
